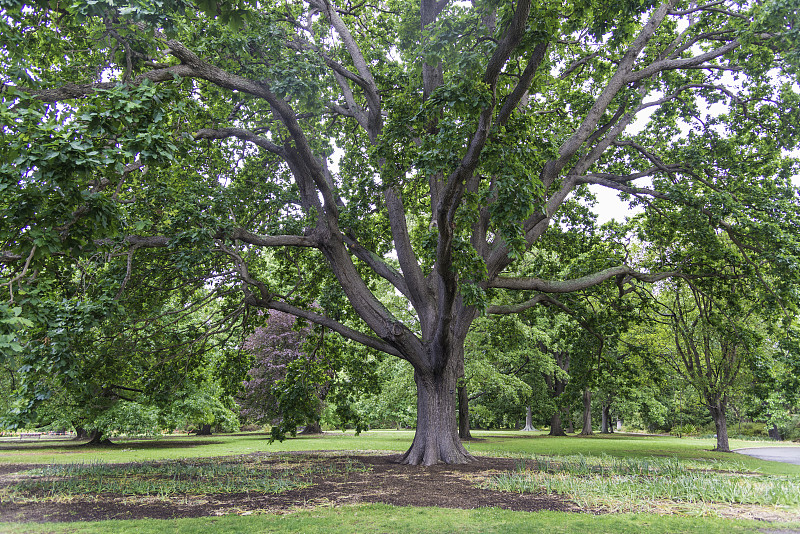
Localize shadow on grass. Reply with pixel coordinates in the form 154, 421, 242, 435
0, 437, 225, 452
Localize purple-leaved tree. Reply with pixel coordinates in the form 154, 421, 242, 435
239, 311, 328, 436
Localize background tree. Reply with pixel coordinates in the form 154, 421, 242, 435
240, 310, 380, 440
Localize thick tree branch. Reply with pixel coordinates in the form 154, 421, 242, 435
342, 234, 411, 298
0, 252, 23, 264
496, 42, 549, 126
385, 187, 434, 331
245, 296, 404, 358
489, 266, 685, 293
630, 40, 740, 82
194, 128, 285, 155
548, 0, 674, 182
220, 228, 318, 248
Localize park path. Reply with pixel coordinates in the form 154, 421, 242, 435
734, 446, 800, 465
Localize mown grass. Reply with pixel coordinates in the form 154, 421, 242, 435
2, 430, 798, 475
3, 504, 800, 534
1, 430, 798, 532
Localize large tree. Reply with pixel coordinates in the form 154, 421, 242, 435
2, 0, 799, 464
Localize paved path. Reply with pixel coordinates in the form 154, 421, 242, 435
734, 446, 800, 465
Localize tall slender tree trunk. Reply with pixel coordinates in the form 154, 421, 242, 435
708, 398, 730, 452
400, 356, 474, 465
456, 353, 471, 440
458, 383, 472, 439
600, 403, 611, 433
581, 388, 593, 435
522, 405, 536, 431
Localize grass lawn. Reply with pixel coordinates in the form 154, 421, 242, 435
1, 431, 798, 533
3, 504, 800, 534
2, 430, 798, 475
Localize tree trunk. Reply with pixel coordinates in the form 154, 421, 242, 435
549, 408, 567, 436
400, 361, 474, 466
73, 426, 90, 441
581, 388, 593, 435
522, 405, 537, 431
600, 403, 611, 433
708, 399, 730, 452
457, 382, 472, 440
193, 423, 213, 436
709, 403, 730, 452
567, 417, 574, 434
84, 429, 114, 446
616, 418, 623, 431
768, 424, 782, 441
300, 420, 322, 435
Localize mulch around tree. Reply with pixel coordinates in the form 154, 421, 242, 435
0, 454, 580, 523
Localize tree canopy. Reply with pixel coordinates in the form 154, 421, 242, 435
1, 0, 799, 464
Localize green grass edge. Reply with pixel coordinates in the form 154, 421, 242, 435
2, 505, 800, 534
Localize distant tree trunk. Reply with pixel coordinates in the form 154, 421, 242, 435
84, 429, 114, 446
543, 350, 570, 436
708, 398, 730, 452
549, 408, 566, 436
194, 423, 213, 435
600, 403, 611, 433
458, 383, 472, 439
73, 426, 90, 440
300, 420, 322, 434
768, 424, 782, 441
581, 388, 593, 435
522, 405, 537, 431
567, 416, 574, 434
616, 419, 623, 431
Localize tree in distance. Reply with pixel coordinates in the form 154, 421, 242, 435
1, 0, 799, 464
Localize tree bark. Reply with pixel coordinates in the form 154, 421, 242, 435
549, 408, 567, 436
522, 405, 537, 431
457, 383, 472, 439
600, 403, 611, 433
83, 429, 114, 446
708, 399, 730, 452
400, 359, 474, 465
193, 423, 213, 436
581, 388, 593, 435
300, 421, 322, 434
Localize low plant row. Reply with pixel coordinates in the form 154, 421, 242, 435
0, 454, 370, 503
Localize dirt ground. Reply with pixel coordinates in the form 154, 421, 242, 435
0, 453, 579, 523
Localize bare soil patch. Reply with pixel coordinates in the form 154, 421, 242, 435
0, 453, 578, 523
